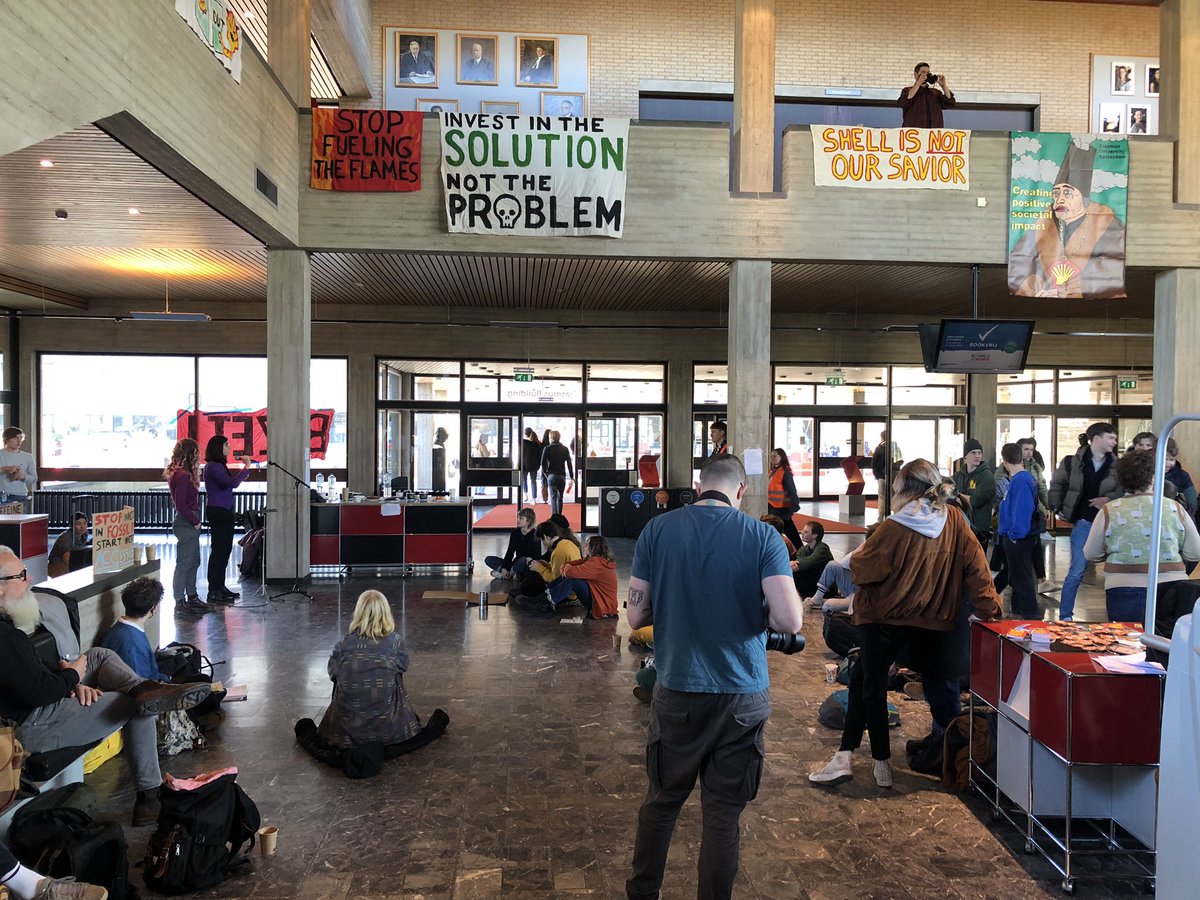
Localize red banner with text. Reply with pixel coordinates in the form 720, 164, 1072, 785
175, 409, 335, 461
310, 108, 422, 191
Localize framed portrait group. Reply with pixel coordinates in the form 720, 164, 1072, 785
387, 28, 590, 118
1090, 54, 1159, 136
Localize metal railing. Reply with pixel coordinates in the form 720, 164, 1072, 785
33, 490, 268, 531
1142, 414, 1200, 655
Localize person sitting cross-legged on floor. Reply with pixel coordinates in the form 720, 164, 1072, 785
518, 521, 581, 610
295, 590, 448, 778
0, 547, 212, 826
483, 507, 540, 579
554, 535, 619, 617
793, 521, 834, 597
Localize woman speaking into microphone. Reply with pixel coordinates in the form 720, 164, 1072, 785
203, 435, 250, 603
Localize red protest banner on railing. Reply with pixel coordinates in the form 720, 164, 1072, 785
311, 108, 422, 191
175, 409, 335, 461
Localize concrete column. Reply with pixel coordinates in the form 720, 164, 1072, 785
728, 260, 772, 513
266, 250, 311, 581
666, 357, 694, 488
269, 0, 312, 108
968, 375, 999, 465
348, 352, 375, 494
733, 0, 775, 192
1159, 0, 1200, 204
1153, 269, 1200, 458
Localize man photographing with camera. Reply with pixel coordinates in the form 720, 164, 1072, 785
625, 454, 804, 900
899, 62, 955, 127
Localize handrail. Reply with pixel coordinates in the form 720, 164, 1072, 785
1142, 414, 1200, 654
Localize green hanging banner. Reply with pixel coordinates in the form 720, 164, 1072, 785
1007, 133, 1128, 299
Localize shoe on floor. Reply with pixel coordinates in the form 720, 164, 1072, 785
219, 586, 240, 600
809, 750, 853, 786
132, 786, 161, 827
903, 681, 926, 702
490, 569, 503, 578
873, 759, 893, 788
632, 685, 652, 704
34, 877, 109, 900
207, 591, 236, 605
1037, 580, 1058, 594
132, 681, 212, 716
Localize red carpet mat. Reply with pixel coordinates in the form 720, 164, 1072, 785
473, 503, 582, 531
790, 513, 867, 535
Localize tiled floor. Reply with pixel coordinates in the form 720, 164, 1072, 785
86, 527, 1137, 898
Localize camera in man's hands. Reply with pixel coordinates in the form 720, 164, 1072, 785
765, 631, 806, 655
925, 73, 940, 84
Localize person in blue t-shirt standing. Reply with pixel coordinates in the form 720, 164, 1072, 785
625, 454, 804, 900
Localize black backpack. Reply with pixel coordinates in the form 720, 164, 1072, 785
144, 771, 261, 894
11, 803, 137, 899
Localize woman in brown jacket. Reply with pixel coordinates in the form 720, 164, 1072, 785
810, 459, 1001, 789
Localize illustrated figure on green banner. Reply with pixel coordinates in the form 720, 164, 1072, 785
1008, 133, 1128, 299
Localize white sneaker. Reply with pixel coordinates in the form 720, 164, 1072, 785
1037, 580, 1058, 594
873, 759, 893, 788
809, 750, 853, 786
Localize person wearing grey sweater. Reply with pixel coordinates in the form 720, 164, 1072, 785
0, 427, 37, 510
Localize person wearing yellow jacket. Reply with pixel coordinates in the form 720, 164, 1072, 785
529, 521, 581, 611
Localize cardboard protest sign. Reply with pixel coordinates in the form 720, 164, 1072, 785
93, 507, 135, 574
175, 409, 335, 462
440, 113, 629, 236
812, 127, 970, 190
311, 109, 423, 191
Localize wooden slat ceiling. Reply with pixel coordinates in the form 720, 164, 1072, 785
0, 126, 1157, 319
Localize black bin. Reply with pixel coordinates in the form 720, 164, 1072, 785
599, 487, 627, 538
623, 488, 652, 539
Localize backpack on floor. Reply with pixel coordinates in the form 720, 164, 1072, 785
942, 710, 996, 792
11, 801, 137, 900
817, 689, 899, 730
144, 769, 261, 895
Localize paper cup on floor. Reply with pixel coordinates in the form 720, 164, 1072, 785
258, 826, 278, 855
824, 663, 838, 684
612, 634, 622, 649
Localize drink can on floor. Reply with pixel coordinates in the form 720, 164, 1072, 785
480, 590, 489, 608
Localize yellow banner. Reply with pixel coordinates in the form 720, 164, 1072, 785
811, 127, 969, 190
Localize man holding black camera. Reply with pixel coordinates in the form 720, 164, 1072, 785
625, 454, 804, 900
899, 62, 955, 127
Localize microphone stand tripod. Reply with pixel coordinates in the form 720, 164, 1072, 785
267, 459, 313, 601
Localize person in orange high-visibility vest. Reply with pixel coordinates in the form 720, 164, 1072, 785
768, 448, 802, 548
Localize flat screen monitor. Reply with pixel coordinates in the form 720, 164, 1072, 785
925, 319, 1035, 374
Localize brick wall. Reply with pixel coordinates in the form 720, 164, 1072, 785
366, 0, 1158, 131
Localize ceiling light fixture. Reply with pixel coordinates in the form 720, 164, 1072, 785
129, 276, 211, 323
39, 159, 54, 168
54, 209, 68, 220
128, 207, 140, 215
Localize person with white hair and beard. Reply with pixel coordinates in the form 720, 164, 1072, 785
0, 547, 211, 825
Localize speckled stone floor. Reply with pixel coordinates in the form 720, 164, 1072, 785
84, 530, 1150, 899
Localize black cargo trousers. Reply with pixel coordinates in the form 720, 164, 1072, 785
626, 685, 771, 900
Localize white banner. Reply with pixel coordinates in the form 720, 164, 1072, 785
811, 127, 969, 190
175, 0, 243, 83
440, 113, 629, 237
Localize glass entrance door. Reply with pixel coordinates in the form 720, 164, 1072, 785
816, 418, 885, 497
692, 412, 728, 483
580, 413, 664, 530
522, 413, 580, 513
463, 413, 519, 502
773, 416, 815, 498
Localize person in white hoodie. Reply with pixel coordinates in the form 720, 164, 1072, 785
810, 458, 1001, 789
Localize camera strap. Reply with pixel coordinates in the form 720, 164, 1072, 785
696, 490, 732, 506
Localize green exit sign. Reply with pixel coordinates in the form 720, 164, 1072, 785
513, 373, 533, 383
826, 375, 846, 386
1118, 378, 1138, 390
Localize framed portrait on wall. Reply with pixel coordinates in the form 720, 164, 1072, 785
1128, 105, 1149, 134
481, 100, 521, 115
517, 36, 557, 87
457, 33, 498, 85
1111, 61, 1134, 94
395, 32, 438, 87
541, 91, 585, 117
1099, 102, 1124, 133
417, 98, 459, 113
1147, 66, 1160, 96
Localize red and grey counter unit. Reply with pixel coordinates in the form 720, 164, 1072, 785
309, 499, 472, 574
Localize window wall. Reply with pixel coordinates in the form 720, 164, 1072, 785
39, 354, 347, 479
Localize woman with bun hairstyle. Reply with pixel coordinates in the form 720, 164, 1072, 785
810, 458, 1001, 789
202, 435, 250, 603
165, 438, 206, 614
